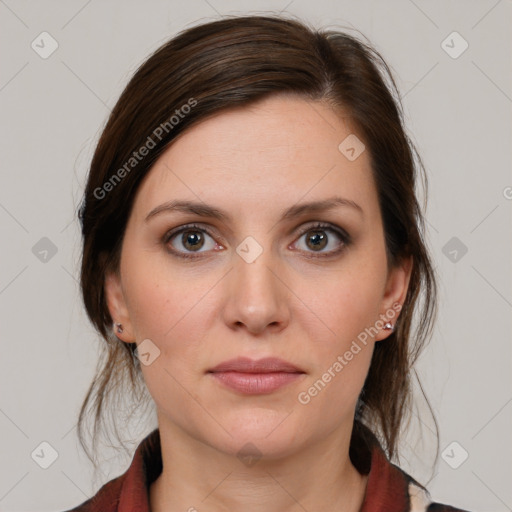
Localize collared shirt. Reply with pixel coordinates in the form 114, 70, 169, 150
64, 425, 470, 512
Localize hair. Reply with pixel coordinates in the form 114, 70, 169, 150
77, 13, 438, 470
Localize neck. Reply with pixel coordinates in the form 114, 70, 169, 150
150, 416, 368, 512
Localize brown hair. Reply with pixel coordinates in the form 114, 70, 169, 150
77, 14, 438, 468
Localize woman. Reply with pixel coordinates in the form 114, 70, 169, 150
68, 14, 471, 512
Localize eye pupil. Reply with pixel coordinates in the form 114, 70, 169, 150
306, 230, 327, 251
183, 230, 204, 251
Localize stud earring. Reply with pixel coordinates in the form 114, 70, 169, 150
114, 322, 123, 334
383, 322, 394, 331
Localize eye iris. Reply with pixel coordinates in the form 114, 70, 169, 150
182, 230, 204, 251
306, 230, 327, 251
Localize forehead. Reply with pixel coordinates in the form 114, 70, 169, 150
131, 95, 378, 221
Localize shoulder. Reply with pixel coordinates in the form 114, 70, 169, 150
428, 505, 472, 512
61, 428, 160, 512
61, 474, 124, 511
408, 478, 472, 512
351, 421, 472, 512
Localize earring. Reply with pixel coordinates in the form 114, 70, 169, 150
114, 322, 123, 334
383, 322, 394, 331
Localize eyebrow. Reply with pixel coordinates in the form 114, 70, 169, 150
144, 196, 364, 223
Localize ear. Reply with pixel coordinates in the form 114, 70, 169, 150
374, 255, 413, 342
104, 270, 136, 343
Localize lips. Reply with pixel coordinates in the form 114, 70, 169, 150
207, 357, 306, 395
208, 356, 304, 374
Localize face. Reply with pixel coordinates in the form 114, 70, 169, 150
105, 94, 411, 460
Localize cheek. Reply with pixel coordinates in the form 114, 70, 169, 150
295, 284, 376, 421
299, 261, 386, 347
120, 253, 222, 404
120, 247, 211, 341
291, 248, 387, 408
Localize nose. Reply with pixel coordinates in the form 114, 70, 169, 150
222, 245, 290, 335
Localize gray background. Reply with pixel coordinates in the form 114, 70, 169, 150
0, 1, 511, 511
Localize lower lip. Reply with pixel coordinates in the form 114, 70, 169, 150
209, 371, 304, 394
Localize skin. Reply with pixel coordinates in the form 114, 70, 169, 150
105, 94, 412, 512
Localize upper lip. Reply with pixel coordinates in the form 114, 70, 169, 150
208, 357, 304, 374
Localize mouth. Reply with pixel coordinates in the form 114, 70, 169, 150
207, 357, 306, 395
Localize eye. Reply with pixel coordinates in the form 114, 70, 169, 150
292, 222, 350, 257
163, 221, 350, 260
164, 224, 221, 258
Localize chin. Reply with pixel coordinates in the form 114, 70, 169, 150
206, 408, 307, 461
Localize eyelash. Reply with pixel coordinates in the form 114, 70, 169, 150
162, 222, 351, 260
